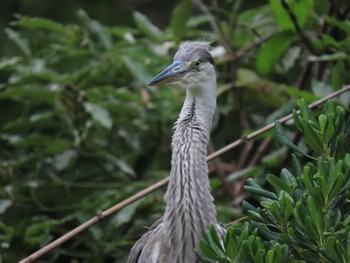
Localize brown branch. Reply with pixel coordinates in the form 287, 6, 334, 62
237, 141, 254, 169
19, 179, 169, 263
248, 137, 274, 167
235, 31, 276, 60
225, 215, 248, 227
207, 85, 350, 160
19, 84, 350, 263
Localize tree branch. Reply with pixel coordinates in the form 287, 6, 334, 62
194, 0, 234, 57
19, 84, 350, 263
281, 0, 319, 55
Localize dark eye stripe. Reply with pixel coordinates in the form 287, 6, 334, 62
208, 55, 214, 65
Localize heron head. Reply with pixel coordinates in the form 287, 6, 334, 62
148, 41, 216, 90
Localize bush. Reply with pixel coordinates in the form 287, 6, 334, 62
1, 0, 350, 262
197, 100, 350, 262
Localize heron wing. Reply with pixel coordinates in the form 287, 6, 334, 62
127, 217, 163, 263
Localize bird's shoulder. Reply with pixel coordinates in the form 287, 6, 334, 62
127, 217, 164, 263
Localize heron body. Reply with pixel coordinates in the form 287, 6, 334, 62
128, 42, 218, 263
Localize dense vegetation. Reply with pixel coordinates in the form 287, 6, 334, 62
198, 100, 350, 262
0, 0, 349, 262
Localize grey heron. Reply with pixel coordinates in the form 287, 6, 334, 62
128, 41, 220, 263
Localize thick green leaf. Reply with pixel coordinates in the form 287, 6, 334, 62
170, 0, 191, 40
256, 31, 294, 75
199, 240, 221, 261
209, 225, 225, 253
133, 11, 163, 42
297, 98, 317, 123
245, 185, 277, 200
5, 28, 31, 57
84, 102, 112, 129
269, 0, 313, 30
280, 168, 298, 186
267, 174, 292, 195
17, 16, 65, 33
331, 61, 346, 90
325, 16, 350, 34
224, 226, 238, 261
274, 121, 310, 157
282, 86, 319, 102
300, 119, 323, 152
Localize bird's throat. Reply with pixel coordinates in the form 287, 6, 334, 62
161, 93, 217, 262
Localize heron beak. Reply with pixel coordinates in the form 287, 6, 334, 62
148, 61, 187, 86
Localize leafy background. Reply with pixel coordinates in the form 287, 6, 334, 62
0, 0, 349, 262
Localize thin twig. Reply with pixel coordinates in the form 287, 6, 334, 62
225, 216, 249, 227
207, 85, 350, 161
19, 85, 350, 263
280, 0, 319, 55
235, 32, 276, 60
194, 0, 233, 57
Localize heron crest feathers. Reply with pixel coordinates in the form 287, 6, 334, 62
174, 41, 214, 65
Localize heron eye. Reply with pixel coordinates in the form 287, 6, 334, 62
195, 61, 201, 67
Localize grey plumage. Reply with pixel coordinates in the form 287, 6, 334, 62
127, 41, 220, 263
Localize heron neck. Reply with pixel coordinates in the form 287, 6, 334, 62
161, 85, 217, 261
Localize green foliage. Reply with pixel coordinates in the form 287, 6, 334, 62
198, 102, 350, 262
276, 98, 349, 160
1, 0, 350, 262
198, 223, 294, 263
0, 8, 183, 263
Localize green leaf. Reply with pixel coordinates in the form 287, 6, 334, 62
199, 240, 221, 261
195, 249, 216, 263
133, 11, 163, 42
325, 16, 350, 34
5, 28, 31, 57
297, 98, 317, 123
224, 226, 237, 261
323, 237, 343, 262
112, 200, 141, 227
170, 0, 192, 40
291, 154, 302, 178
206, 225, 227, 259
274, 121, 310, 157
293, 109, 303, 132
334, 106, 345, 134
84, 102, 112, 129
300, 119, 324, 152
254, 249, 265, 262
227, 166, 264, 182
17, 16, 65, 33
267, 249, 275, 263
256, 31, 294, 75
267, 174, 292, 195
244, 185, 277, 200
0, 57, 21, 71
0, 200, 11, 214
122, 55, 153, 84
321, 114, 334, 146
0, 85, 55, 105
331, 61, 346, 90
88, 20, 113, 51
210, 225, 225, 253
300, 165, 314, 192
280, 167, 298, 186
53, 149, 77, 171
306, 196, 322, 233
269, 0, 313, 31
282, 86, 319, 102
